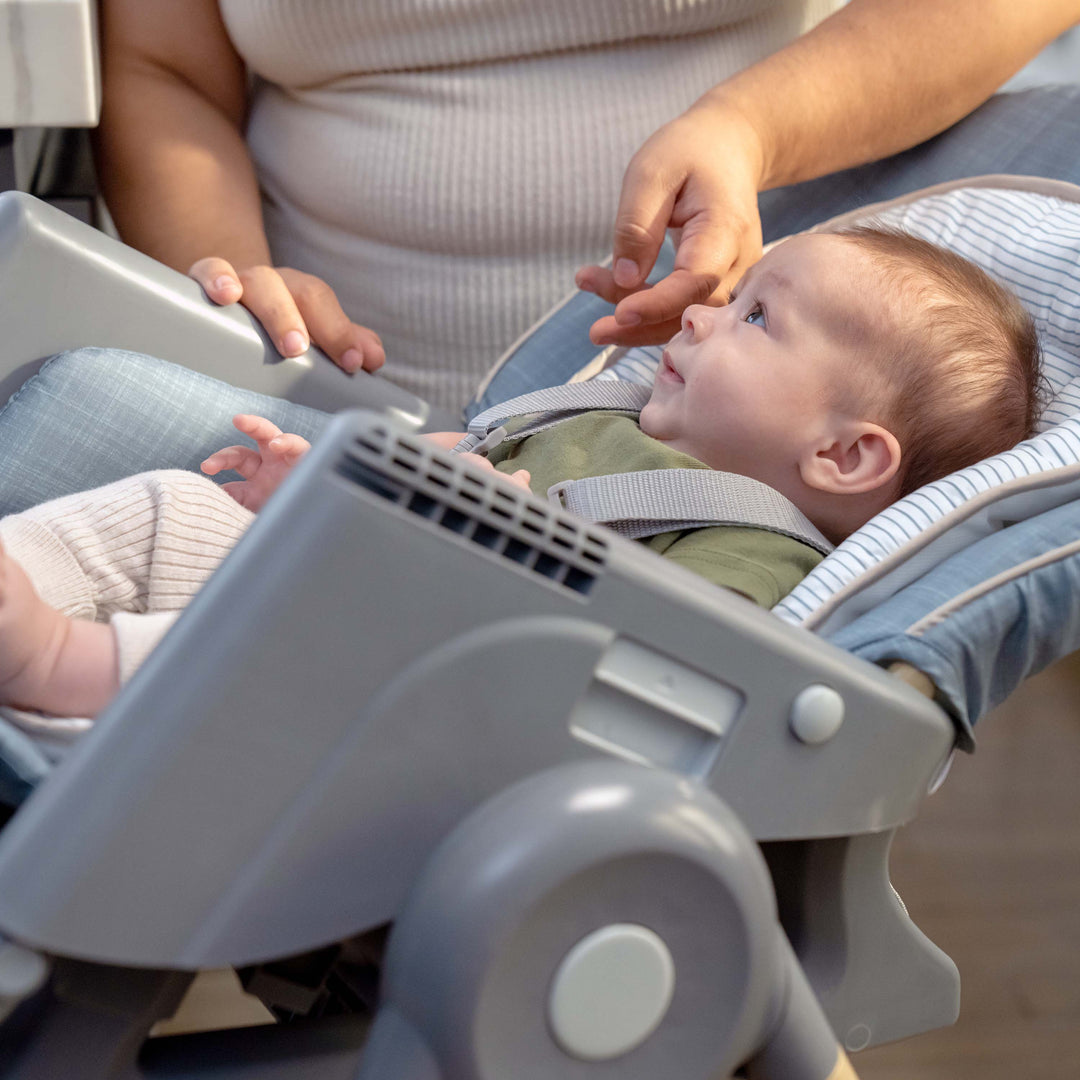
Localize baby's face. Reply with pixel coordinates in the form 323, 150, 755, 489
640, 233, 876, 489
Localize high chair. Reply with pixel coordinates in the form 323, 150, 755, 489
0, 178, 1078, 1078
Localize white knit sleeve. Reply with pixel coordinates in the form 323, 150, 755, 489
110, 610, 184, 685
0, 470, 253, 619
0, 472, 254, 742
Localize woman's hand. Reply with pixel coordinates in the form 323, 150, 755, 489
576, 98, 767, 347
189, 258, 386, 374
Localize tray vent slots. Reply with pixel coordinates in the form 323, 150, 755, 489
335, 426, 608, 596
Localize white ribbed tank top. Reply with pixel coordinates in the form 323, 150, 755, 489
220, 0, 840, 411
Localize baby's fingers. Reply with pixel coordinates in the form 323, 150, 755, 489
201, 445, 261, 478
219, 480, 261, 511
232, 414, 285, 446
267, 432, 311, 466
508, 468, 532, 492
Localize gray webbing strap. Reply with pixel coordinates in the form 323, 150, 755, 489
454, 382, 652, 453
550, 469, 835, 554
453, 380, 833, 554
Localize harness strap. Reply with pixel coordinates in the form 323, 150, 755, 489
453, 381, 834, 555
455, 382, 652, 453
550, 469, 834, 554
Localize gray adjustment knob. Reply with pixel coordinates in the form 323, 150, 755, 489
790, 684, 845, 744
548, 923, 675, 1062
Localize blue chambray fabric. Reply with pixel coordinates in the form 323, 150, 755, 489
0, 348, 330, 516
828, 498, 1080, 738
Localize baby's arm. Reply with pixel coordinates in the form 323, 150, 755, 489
201, 414, 312, 512
0, 540, 119, 716
202, 420, 531, 515
424, 431, 468, 451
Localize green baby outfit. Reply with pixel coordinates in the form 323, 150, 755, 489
488, 412, 823, 608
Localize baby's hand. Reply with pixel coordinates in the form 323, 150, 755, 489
421, 432, 532, 493
201, 414, 311, 512
462, 452, 532, 493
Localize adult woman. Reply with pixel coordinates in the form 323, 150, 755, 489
96, 0, 1080, 413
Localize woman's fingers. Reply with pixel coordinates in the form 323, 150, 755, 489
189, 261, 384, 372
189, 257, 310, 356
614, 261, 727, 328
588, 313, 685, 348
235, 264, 311, 357
605, 140, 681, 297
278, 269, 385, 373
189, 256, 244, 306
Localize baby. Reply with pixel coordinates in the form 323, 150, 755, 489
0, 227, 1042, 721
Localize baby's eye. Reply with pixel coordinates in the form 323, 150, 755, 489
745, 305, 765, 327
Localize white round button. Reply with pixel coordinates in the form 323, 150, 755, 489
790, 684, 845, 744
548, 923, 675, 1062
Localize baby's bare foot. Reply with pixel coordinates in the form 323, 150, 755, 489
0, 540, 72, 711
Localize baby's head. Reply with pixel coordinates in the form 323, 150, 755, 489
640, 227, 1043, 542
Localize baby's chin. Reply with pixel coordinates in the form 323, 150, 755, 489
638, 396, 661, 437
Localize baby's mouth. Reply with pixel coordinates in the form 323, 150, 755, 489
660, 350, 684, 383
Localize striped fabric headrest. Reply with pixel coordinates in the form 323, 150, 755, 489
599, 179, 1080, 630
777, 179, 1080, 629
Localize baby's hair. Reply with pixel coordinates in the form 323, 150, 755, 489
834, 225, 1044, 497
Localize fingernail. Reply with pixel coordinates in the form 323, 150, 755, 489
214, 275, 240, 297
342, 348, 362, 372
614, 258, 639, 288
615, 309, 642, 326
282, 330, 307, 356
575, 271, 592, 292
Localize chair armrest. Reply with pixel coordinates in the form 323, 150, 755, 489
0, 192, 454, 429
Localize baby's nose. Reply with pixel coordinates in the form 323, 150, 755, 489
681, 304, 712, 342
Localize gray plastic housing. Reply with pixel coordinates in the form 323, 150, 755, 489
0, 410, 958, 1050
0, 192, 961, 1059
0, 190, 453, 429
363, 760, 787, 1080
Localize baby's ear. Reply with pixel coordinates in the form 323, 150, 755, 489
800, 421, 901, 495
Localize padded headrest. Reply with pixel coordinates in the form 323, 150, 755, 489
771, 177, 1080, 630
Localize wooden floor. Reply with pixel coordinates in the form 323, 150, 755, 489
858, 651, 1080, 1079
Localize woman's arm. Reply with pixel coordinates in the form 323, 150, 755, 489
582, 0, 1080, 345
95, 0, 384, 372
96, 0, 259, 275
